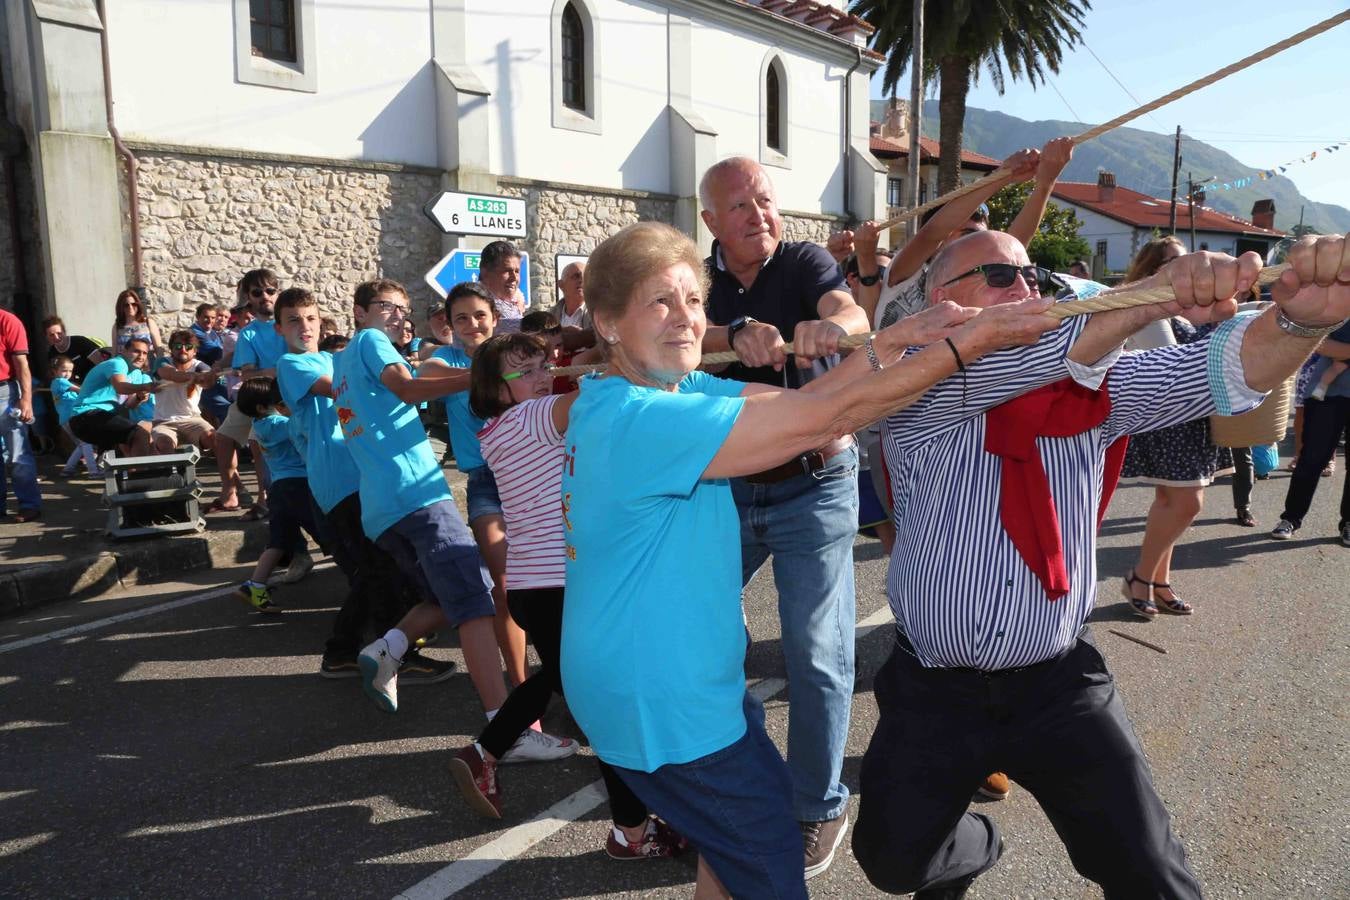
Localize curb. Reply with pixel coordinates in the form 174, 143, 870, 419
0, 522, 272, 618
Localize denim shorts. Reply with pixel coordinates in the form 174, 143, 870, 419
464, 465, 502, 523
375, 498, 495, 626
611, 692, 807, 900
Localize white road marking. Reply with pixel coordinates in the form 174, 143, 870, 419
0, 563, 335, 656
0, 789, 36, 802
116, 655, 323, 681
123, 795, 433, 837
0, 720, 65, 731
0, 832, 55, 858
391, 604, 900, 899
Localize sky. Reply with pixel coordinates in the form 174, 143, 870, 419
866, 0, 1350, 215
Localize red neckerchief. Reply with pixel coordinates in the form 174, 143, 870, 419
984, 378, 1128, 600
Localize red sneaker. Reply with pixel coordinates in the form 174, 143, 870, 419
605, 817, 689, 860
449, 745, 501, 819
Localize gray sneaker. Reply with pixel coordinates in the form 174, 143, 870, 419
802, 812, 849, 880
1270, 519, 1297, 540
1340, 522, 1350, 547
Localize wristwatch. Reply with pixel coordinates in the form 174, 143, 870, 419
857, 271, 881, 287
727, 316, 757, 348
1276, 310, 1347, 339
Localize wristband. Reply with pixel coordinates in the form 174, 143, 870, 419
864, 336, 883, 371
944, 337, 966, 372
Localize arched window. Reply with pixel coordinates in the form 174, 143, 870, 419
765, 63, 782, 152
560, 3, 586, 111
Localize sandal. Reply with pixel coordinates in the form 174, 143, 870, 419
207, 498, 241, 513
1235, 508, 1256, 527
1121, 570, 1158, 619
1152, 582, 1194, 616
240, 504, 269, 522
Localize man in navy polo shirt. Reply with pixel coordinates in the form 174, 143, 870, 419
699, 156, 870, 879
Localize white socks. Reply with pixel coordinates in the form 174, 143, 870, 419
383, 628, 409, 661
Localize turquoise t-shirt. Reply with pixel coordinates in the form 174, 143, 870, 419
125, 368, 155, 423
73, 356, 129, 415
251, 413, 307, 481
50, 377, 81, 425
426, 345, 485, 472
332, 328, 451, 539
560, 370, 747, 772
277, 351, 361, 513
232, 319, 288, 371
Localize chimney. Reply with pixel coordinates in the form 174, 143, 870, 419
1097, 171, 1116, 203
881, 97, 908, 141
1251, 199, 1276, 230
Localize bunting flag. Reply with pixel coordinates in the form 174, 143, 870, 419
1202, 140, 1346, 193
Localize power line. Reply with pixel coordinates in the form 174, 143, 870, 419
1080, 41, 1168, 132
1045, 77, 1085, 123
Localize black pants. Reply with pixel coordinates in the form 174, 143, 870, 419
1280, 396, 1350, 528
853, 628, 1200, 899
321, 492, 413, 657
1231, 446, 1253, 511
478, 587, 649, 829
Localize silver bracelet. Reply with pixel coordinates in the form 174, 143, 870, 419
864, 335, 883, 371
1276, 310, 1347, 339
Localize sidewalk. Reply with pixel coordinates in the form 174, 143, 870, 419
0, 435, 466, 617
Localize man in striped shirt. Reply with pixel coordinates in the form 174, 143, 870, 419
853, 232, 1350, 899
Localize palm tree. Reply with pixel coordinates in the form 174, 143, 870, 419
851, 0, 1089, 193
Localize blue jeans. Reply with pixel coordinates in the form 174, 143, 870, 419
731, 443, 858, 823
0, 381, 41, 514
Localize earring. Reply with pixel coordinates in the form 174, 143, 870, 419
605, 334, 618, 344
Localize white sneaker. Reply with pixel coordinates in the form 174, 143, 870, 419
358, 638, 401, 713
499, 728, 578, 764
280, 549, 314, 584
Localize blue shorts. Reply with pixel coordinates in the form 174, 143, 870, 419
464, 465, 502, 523
266, 476, 318, 553
375, 498, 495, 626
611, 692, 807, 900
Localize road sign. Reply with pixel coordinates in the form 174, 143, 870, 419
424, 248, 531, 306
423, 191, 526, 238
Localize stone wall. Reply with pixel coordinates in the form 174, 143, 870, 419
781, 211, 847, 245
121, 145, 442, 333
499, 177, 677, 306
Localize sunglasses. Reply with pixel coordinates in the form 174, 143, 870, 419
249, 287, 279, 298
170, 342, 196, 350
501, 363, 551, 382
940, 263, 1060, 294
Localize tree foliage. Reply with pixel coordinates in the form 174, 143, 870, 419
850, 0, 1090, 192
986, 182, 1092, 271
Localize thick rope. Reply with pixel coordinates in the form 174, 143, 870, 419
549, 263, 1296, 377
874, 10, 1350, 233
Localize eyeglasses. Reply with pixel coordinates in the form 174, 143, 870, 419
372, 299, 410, 315
170, 342, 195, 350
501, 363, 552, 382
249, 287, 279, 298
940, 263, 1059, 294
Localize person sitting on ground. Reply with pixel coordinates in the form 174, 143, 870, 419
42, 315, 106, 381
151, 330, 217, 454
449, 332, 687, 859
48, 356, 101, 477
68, 337, 157, 457
233, 376, 318, 613
111, 289, 162, 357
558, 221, 1060, 899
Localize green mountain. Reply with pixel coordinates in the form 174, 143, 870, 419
870, 100, 1350, 234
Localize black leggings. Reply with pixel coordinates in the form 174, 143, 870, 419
477, 587, 649, 829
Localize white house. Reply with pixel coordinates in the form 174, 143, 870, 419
1053, 174, 1285, 275
0, 0, 885, 337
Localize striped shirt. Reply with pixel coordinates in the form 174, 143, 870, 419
479, 395, 567, 590
882, 309, 1264, 671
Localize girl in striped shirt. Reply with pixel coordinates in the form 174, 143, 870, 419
449, 333, 687, 861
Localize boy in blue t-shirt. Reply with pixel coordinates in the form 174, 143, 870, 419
273, 288, 450, 681
49, 356, 101, 476
233, 376, 320, 614
332, 279, 512, 721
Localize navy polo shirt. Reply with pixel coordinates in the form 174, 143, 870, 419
705, 239, 847, 387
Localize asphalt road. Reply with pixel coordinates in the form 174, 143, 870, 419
1, 461, 1346, 899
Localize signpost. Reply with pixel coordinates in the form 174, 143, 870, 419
424, 248, 530, 305
423, 191, 526, 238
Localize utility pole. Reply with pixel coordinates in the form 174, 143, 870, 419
1168, 125, 1182, 233
1187, 171, 1198, 251
906, 0, 923, 239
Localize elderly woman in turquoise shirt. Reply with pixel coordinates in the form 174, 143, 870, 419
560, 221, 1060, 899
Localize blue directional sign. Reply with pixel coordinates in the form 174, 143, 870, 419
424, 248, 530, 305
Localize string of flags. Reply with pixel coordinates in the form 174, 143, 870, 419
1206, 141, 1345, 192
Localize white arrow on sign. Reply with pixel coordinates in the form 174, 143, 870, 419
423, 191, 527, 238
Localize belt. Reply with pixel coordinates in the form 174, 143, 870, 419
894, 624, 1087, 678
744, 436, 854, 484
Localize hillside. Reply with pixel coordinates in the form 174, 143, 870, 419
870, 100, 1350, 234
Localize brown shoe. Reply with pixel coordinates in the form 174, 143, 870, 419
977, 772, 1010, 800
802, 812, 848, 879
